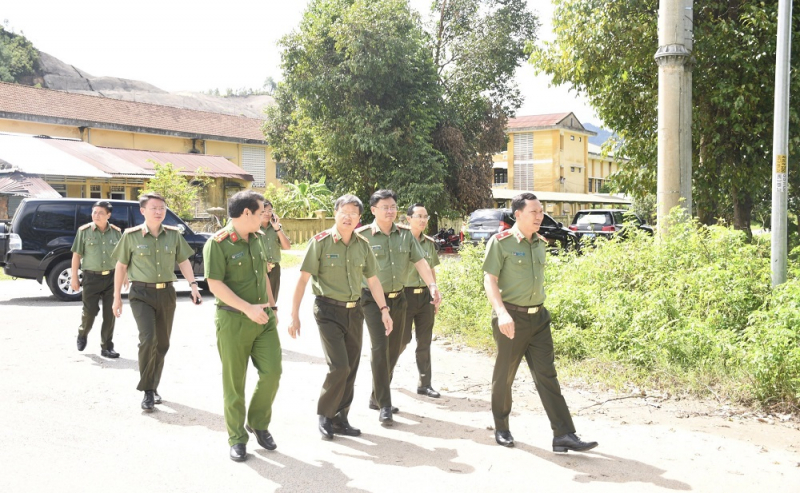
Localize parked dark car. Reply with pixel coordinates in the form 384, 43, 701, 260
465, 208, 579, 253
0, 198, 212, 301
568, 209, 653, 242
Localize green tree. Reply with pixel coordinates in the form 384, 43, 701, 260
141, 161, 212, 220
531, 1, 800, 235
0, 24, 39, 83
265, 178, 335, 218
265, 0, 445, 208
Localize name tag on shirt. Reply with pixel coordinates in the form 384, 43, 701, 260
326, 254, 340, 259
231, 252, 244, 259
512, 252, 525, 256
371, 245, 382, 251
136, 245, 149, 250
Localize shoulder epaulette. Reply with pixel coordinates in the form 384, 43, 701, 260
355, 232, 370, 243
355, 225, 371, 234
423, 234, 435, 242
163, 225, 180, 231
313, 231, 331, 242
255, 229, 265, 236
537, 233, 547, 242
78, 223, 92, 231
214, 230, 230, 243
125, 225, 145, 233
397, 223, 411, 230
109, 224, 121, 232
495, 231, 513, 241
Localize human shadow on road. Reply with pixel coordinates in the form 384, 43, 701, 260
395, 388, 488, 414
0, 296, 75, 306
281, 349, 326, 366
84, 354, 138, 371
145, 400, 227, 434
249, 452, 370, 492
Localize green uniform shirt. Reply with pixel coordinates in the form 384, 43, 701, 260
405, 233, 439, 288
71, 222, 122, 271
482, 224, 547, 307
259, 224, 283, 264
111, 223, 194, 283
301, 226, 377, 302
204, 224, 270, 307
356, 222, 425, 292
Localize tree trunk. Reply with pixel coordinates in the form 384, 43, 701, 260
731, 187, 753, 240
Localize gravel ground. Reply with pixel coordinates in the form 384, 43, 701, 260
1, 265, 798, 492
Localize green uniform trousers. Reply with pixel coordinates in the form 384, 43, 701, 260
78, 272, 116, 350
314, 298, 364, 423
267, 262, 281, 301
401, 287, 435, 388
363, 289, 407, 408
491, 306, 575, 436
216, 308, 282, 446
129, 284, 177, 392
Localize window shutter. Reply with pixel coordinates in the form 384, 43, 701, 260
241, 146, 266, 188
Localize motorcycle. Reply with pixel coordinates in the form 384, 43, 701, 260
433, 228, 460, 253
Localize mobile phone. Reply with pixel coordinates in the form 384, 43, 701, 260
194, 297, 202, 305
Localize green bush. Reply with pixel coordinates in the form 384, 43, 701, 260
435, 211, 800, 409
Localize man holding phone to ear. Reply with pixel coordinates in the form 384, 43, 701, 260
260, 200, 291, 302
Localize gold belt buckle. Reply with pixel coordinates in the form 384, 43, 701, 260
155, 283, 166, 289
388, 292, 400, 299
345, 301, 357, 308
527, 306, 540, 314
100, 270, 110, 275
412, 288, 424, 294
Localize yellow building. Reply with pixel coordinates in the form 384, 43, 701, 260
0, 82, 276, 217
492, 112, 629, 220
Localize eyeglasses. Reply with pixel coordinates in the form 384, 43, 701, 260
411, 214, 430, 220
338, 212, 360, 218
376, 206, 398, 212
146, 207, 166, 212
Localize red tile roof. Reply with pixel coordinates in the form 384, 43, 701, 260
507, 113, 573, 129
101, 147, 253, 181
0, 82, 266, 142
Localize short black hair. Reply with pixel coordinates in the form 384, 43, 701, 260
511, 192, 538, 214
407, 203, 425, 216
369, 189, 398, 207
139, 192, 167, 208
334, 194, 364, 213
263, 199, 273, 208
93, 200, 113, 213
228, 190, 265, 218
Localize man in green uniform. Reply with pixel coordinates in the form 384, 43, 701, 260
70, 200, 122, 358
288, 194, 392, 440
483, 192, 597, 452
204, 190, 281, 463
260, 199, 291, 302
399, 203, 441, 398
356, 190, 441, 425
111, 193, 203, 412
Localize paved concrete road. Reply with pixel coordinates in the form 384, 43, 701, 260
1, 268, 798, 492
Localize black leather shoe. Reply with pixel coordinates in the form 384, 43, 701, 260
318, 416, 333, 440
153, 390, 162, 405
369, 398, 399, 414
331, 420, 361, 437
246, 424, 277, 450
417, 386, 441, 398
230, 443, 247, 462
495, 430, 514, 447
553, 433, 598, 453
141, 390, 155, 412
77, 336, 87, 351
379, 407, 393, 425
101, 348, 120, 358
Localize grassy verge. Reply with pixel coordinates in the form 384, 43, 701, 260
0, 271, 14, 281
435, 212, 800, 412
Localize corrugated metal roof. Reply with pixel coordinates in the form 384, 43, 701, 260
0, 134, 112, 178
101, 148, 254, 181
0, 82, 266, 142
492, 188, 631, 204
40, 138, 149, 176
0, 171, 62, 198
507, 112, 596, 136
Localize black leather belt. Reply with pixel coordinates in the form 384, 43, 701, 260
405, 286, 427, 294
317, 296, 360, 309
503, 302, 543, 314
218, 305, 273, 315
131, 281, 173, 289
83, 269, 114, 276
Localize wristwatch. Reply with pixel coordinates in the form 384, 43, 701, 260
270, 306, 278, 311
189, 281, 198, 286
380, 305, 390, 313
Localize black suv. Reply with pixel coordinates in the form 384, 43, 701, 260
465, 208, 579, 254
0, 198, 212, 301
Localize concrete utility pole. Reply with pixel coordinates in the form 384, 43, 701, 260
680, 0, 693, 215
654, 0, 692, 235
771, 0, 792, 286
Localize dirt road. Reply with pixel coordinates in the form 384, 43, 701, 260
0, 266, 797, 492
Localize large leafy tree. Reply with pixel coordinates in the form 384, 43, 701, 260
0, 25, 39, 84
265, 0, 445, 209
531, 0, 800, 235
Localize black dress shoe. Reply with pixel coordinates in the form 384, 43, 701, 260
495, 430, 514, 447
230, 443, 247, 462
141, 390, 155, 412
331, 420, 361, 437
246, 424, 277, 450
77, 336, 87, 352
379, 407, 393, 425
417, 386, 441, 398
553, 433, 598, 453
153, 390, 162, 405
101, 348, 120, 358
368, 398, 399, 414
318, 416, 333, 440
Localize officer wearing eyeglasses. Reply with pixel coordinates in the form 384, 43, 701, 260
356, 190, 441, 425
